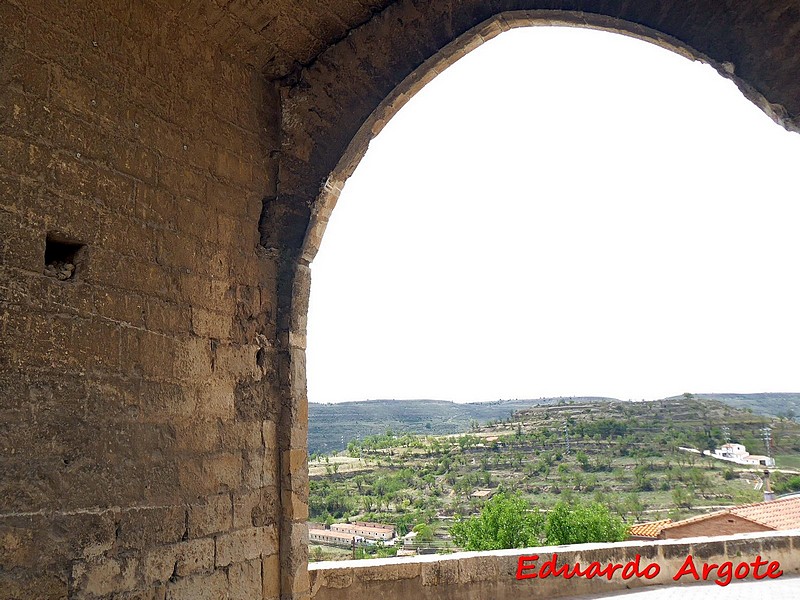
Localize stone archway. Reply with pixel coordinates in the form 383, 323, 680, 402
266, 3, 800, 598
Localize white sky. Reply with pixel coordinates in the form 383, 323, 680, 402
306, 26, 800, 404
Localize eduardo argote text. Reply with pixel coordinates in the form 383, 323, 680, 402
516, 553, 783, 587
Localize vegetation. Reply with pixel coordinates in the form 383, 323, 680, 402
451, 494, 625, 550
308, 397, 800, 560
310, 394, 800, 454
450, 493, 544, 551
309, 397, 617, 453
544, 501, 626, 545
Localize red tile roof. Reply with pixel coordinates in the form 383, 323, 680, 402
628, 519, 673, 538
729, 495, 800, 530
660, 496, 800, 533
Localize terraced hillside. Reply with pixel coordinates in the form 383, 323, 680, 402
309, 397, 615, 454
308, 397, 800, 561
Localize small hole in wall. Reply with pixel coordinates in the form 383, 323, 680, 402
256, 347, 266, 369
44, 233, 85, 281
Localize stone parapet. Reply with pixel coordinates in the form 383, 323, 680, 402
310, 531, 800, 600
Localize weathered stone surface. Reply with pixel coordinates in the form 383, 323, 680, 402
142, 538, 215, 584
216, 525, 278, 567
4, 2, 800, 599
164, 571, 228, 600
310, 532, 800, 599
228, 558, 263, 600
188, 494, 233, 539
72, 556, 140, 597
263, 552, 281, 600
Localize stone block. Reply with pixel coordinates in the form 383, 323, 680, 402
190, 306, 231, 340
262, 552, 280, 599
145, 297, 190, 334
188, 493, 233, 538
0, 209, 44, 272
196, 379, 236, 420
173, 336, 213, 382
214, 343, 261, 380
0, 571, 68, 600
215, 525, 277, 567
233, 488, 279, 529
263, 420, 277, 451
133, 182, 177, 230
164, 571, 227, 600
116, 506, 186, 552
110, 140, 158, 183
72, 556, 139, 597
242, 448, 267, 488
421, 556, 459, 586
228, 558, 262, 600
688, 539, 726, 560
280, 490, 309, 521
458, 554, 499, 583
220, 421, 263, 451
359, 560, 421, 582
178, 453, 242, 499
174, 421, 221, 453
143, 538, 215, 584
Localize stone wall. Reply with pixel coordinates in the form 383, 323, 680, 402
309, 531, 800, 600
0, 2, 282, 598
3, 1, 800, 599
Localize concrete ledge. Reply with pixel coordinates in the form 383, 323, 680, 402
309, 531, 800, 600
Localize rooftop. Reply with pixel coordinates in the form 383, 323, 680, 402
628, 519, 673, 539
729, 495, 800, 530
309, 528, 363, 542
658, 496, 800, 534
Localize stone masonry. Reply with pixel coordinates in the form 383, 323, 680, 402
2, 1, 800, 600
310, 531, 800, 600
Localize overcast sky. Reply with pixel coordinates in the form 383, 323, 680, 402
306, 26, 800, 404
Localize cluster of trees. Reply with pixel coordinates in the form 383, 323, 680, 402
450, 493, 626, 551
773, 474, 800, 494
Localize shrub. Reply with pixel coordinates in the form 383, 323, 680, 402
544, 501, 627, 546
450, 493, 544, 551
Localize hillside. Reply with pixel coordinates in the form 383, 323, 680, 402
684, 393, 800, 420
308, 397, 800, 561
309, 393, 800, 454
308, 397, 615, 454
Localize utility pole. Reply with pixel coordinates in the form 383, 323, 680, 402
563, 421, 570, 455
761, 426, 773, 458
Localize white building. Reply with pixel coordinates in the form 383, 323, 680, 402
713, 443, 748, 459
309, 528, 365, 548
329, 521, 395, 541
706, 443, 775, 467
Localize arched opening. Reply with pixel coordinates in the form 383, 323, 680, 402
300, 19, 800, 571
307, 25, 800, 407
270, 9, 800, 597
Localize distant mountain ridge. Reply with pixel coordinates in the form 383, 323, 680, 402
672, 393, 800, 420
308, 396, 615, 454
309, 393, 800, 454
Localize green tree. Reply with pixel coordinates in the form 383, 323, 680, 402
450, 493, 544, 551
576, 451, 591, 471
413, 523, 435, 542
544, 501, 626, 546
672, 486, 694, 508
623, 493, 646, 521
